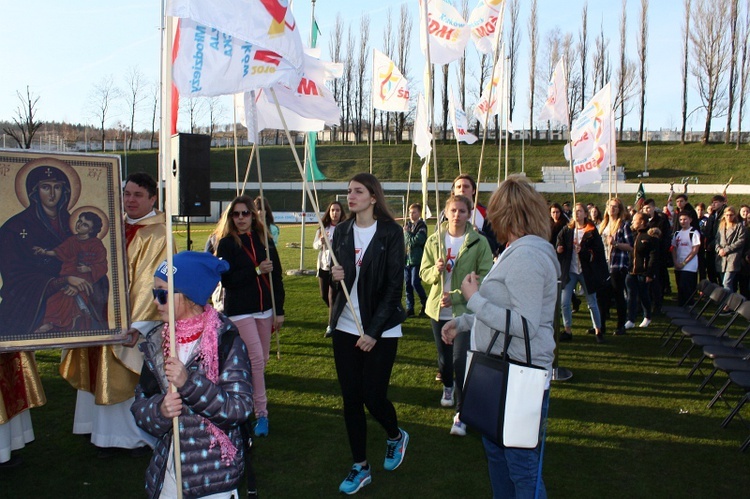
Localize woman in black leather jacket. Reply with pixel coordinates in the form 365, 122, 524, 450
329, 173, 409, 495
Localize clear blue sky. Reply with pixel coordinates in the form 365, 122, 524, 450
0, 1, 731, 135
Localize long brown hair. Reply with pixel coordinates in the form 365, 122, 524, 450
322, 200, 345, 227
600, 197, 627, 235
220, 195, 267, 247
348, 173, 394, 222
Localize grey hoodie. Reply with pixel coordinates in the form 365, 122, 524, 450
454, 234, 561, 373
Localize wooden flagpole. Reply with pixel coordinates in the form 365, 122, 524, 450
269, 88, 365, 338
249, 90, 280, 359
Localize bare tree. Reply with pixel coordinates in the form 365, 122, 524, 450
380, 7, 395, 143
542, 28, 562, 142
562, 32, 580, 124
615, 0, 637, 141
507, 0, 521, 121
206, 97, 224, 139
457, 0, 470, 108
89, 75, 120, 150
149, 82, 159, 149
185, 97, 204, 134
123, 66, 146, 150
591, 20, 610, 93
725, 0, 740, 143
343, 25, 355, 143
329, 14, 344, 142
528, 0, 539, 143
3, 86, 42, 149
395, 4, 413, 143
442, 65, 449, 140
578, 1, 589, 111
681, 0, 692, 143
637, 0, 649, 142
690, 0, 732, 143
736, 0, 750, 148
356, 15, 371, 144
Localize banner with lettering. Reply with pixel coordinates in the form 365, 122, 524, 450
472, 62, 503, 128
419, 0, 471, 65
449, 90, 478, 144
372, 49, 410, 112
167, 0, 304, 71
468, 0, 506, 54
173, 18, 302, 97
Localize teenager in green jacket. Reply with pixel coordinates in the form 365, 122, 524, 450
420, 194, 494, 436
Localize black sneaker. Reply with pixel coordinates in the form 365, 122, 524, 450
613, 328, 626, 336
587, 328, 596, 335
595, 332, 605, 344
559, 332, 573, 342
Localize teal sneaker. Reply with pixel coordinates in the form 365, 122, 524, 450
383, 428, 409, 471
339, 464, 371, 495
253, 416, 269, 437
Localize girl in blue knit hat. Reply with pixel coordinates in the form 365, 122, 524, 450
131, 251, 254, 499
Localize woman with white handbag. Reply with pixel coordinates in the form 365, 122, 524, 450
442, 176, 560, 499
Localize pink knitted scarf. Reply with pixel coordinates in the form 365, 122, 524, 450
162, 305, 238, 465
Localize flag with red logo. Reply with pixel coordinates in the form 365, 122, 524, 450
372, 49, 410, 112
468, 0, 506, 54
419, 0, 471, 65
566, 83, 614, 187
237, 53, 342, 142
448, 90, 478, 144
473, 62, 503, 128
168, 0, 304, 97
538, 57, 568, 123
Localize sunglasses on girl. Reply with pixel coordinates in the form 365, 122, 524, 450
231, 210, 251, 218
152, 288, 169, 305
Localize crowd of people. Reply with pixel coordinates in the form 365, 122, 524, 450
5, 163, 749, 498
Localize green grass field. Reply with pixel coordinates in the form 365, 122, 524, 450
1, 225, 749, 498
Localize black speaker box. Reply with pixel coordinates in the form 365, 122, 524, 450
170, 133, 211, 217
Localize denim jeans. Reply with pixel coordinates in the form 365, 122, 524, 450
483, 389, 551, 499
626, 274, 652, 322
721, 271, 738, 292
404, 264, 427, 311
561, 272, 601, 330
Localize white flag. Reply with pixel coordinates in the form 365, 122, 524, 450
473, 62, 503, 128
449, 90, 478, 144
538, 58, 568, 123
565, 83, 611, 160
239, 90, 326, 143
419, 0, 471, 65
168, 0, 304, 71
573, 144, 611, 187
421, 157, 433, 220
414, 94, 433, 160
468, 0, 506, 54
372, 49, 410, 112
173, 19, 302, 97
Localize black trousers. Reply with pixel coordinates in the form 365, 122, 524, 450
332, 331, 399, 463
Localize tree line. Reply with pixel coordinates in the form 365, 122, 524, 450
4, 0, 750, 150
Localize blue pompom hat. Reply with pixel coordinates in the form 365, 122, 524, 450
154, 251, 230, 305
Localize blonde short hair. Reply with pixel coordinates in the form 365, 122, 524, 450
487, 175, 550, 244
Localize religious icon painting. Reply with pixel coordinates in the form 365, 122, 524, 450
0, 149, 130, 351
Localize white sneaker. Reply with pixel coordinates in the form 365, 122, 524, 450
624, 321, 635, 329
440, 386, 455, 407
639, 318, 651, 328
450, 414, 467, 436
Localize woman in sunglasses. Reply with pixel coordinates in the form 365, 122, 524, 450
131, 251, 253, 499
215, 195, 285, 438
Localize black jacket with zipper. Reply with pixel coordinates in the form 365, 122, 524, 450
217, 231, 285, 317
330, 218, 407, 339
